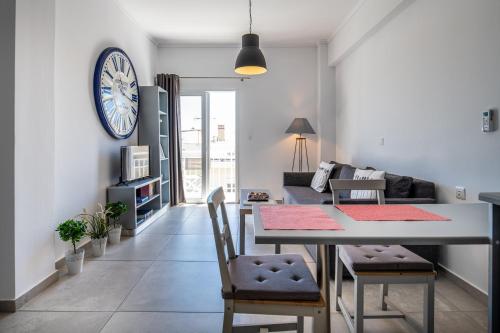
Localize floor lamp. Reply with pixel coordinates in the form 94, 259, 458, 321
285, 118, 316, 172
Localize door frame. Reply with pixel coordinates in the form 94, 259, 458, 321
180, 89, 239, 203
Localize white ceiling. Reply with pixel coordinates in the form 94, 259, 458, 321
115, 0, 362, 46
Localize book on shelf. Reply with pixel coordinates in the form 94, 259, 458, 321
136, 196, 149, 204
137, 208, 154, 220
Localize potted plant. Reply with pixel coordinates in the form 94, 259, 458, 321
105, 201, 128, 244
81, 204, 110, 257
56, 219, 86, 275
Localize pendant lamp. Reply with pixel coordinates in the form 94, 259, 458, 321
235, 0, 267, 75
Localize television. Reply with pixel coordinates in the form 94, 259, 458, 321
120, 146, 150, 183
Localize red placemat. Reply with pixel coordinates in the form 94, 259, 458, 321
335, 204, 450, 221
260, 205, 343, 230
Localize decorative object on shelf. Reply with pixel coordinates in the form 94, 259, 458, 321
81, 204, 111, 257
56, 219, 87, 275
247, 191, 270, 202
93, 47, 139, 139
285, 118, 316, 172
105, 201, 128, 244
234, 0, 267, 75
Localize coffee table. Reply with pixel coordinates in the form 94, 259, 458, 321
239, 188, 278, 255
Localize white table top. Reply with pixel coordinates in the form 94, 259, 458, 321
253, 203, 491, 246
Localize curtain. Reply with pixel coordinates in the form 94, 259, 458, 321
156, 74, 185, 205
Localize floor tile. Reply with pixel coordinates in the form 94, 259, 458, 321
463, 311, 488, 331
101, 312, 223, 333
89, 233, 171, 261
119, 261, 223, 312
155, 235, 218, 261
21, 261, 151, 311
435, 278, 487, 311
406, 311, 486, 333
0, 311, 112, 333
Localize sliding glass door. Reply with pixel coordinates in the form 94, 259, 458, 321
180, 91, 236, 203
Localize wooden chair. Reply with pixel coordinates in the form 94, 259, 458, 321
207, 187, 327, 333
330, 179, 436, 333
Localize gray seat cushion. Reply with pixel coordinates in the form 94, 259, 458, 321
340, 245, 434, 272
227, 254, 320, 301
283, 186, 331, 205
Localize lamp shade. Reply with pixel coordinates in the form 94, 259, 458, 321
285, 118, 316, 135
235, 34, 267, 75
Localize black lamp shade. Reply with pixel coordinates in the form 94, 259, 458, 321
235, 34, 267, 75
285, 118, 316, 135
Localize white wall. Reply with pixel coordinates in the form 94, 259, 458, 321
0, 0, 16, 301
53, 0, 157, 260
316, 43, 336, 163
14, 0, 57, 298
334, 0, 500, 293
157, 46, 319, 198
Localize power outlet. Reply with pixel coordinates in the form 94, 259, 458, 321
456, 186, 466, 200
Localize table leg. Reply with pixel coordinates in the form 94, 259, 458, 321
489, 204, 500, 333
239, 213, 245, 255
316, 244, 331, 332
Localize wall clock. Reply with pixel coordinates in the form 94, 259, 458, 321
93, 47, 139, 139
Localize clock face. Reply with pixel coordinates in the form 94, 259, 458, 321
93, 47, 139, 139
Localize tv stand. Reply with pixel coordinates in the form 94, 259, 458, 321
107, 176, 167, 236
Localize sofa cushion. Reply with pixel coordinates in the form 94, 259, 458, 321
340, 245, 434, 272
284, 186, 331, 205
411, 178, 436, 198
385, 173, 413, 198
227, 254, 320, 301
351, 169, 386, 199
337, 165, 356, 198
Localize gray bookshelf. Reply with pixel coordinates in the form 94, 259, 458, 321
107, 177, 162, 235
138, 86, 170, 208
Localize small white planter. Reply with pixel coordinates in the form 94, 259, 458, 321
91, 237, 108, 257
65, 249, 84, 275
108, 225, 122, 245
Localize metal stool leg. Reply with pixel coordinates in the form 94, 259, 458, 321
380, 283, 389, 311
423, 277, 435, 333
297, 316, 304, 333
354, 278, 364, 333
335, 246, 343, 311
239, 213, 245, 255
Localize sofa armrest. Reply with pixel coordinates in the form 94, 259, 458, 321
283, 172, 315, 187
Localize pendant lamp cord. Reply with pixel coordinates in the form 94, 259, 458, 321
249, 0, 253, 34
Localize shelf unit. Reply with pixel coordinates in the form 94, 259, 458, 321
107, 177, 162, 235
138, 86, 171, 208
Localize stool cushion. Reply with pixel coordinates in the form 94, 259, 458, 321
340, 245, 434, 272
226, 254, 320, 301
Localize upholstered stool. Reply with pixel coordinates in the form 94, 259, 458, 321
335, 244, 435, 333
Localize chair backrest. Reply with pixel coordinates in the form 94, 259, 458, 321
329, 179, 386, 205
207, 186, 236, 296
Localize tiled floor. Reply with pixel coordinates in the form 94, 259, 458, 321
0, 204, 488, 332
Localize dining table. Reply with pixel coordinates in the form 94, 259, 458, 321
252, 195, 500, 333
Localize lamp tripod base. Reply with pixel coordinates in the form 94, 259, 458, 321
291, 137, 310, 172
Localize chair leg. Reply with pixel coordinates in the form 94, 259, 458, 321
297, 316, 304, 333
335, 246, 343, 311
380, 283, 389, 311
423, 277, 435, 333
223, 300, 234, 333
354, 278, 364, 333
313, 307, 328, 333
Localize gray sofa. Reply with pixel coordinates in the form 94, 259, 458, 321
282, 162, 439, 278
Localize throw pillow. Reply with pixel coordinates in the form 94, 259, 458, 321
350, 169, 386, 199
385, 173, 413, 198
310, 162, 335, 193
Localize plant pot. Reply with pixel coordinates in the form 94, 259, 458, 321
108, 225, 122, 245
91, 237, 108, 257
65, 249, 84, 275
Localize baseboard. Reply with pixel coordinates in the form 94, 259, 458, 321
438, 264, 488, 305
0, 270, 59, 313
